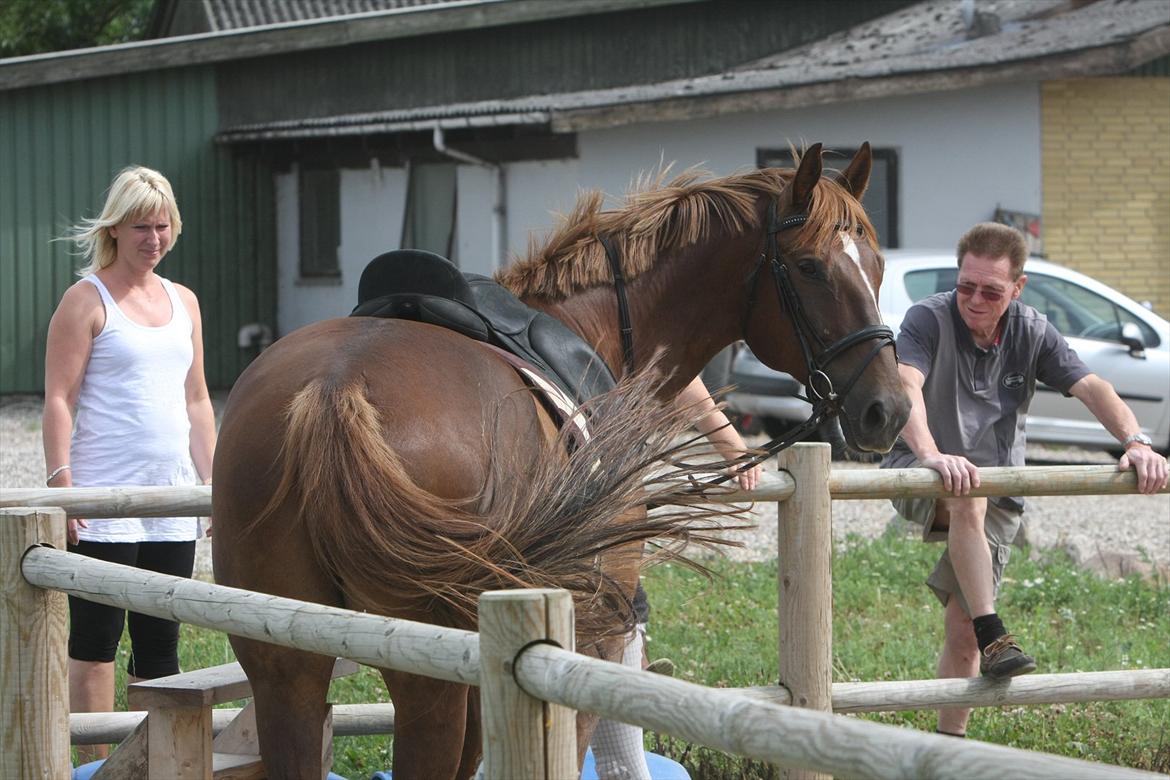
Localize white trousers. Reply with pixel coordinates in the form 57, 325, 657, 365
589, 626, 651, 780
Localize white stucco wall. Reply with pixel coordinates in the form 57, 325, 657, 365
554, 81, 1042, 251
276, 163, 407, 335
278, 82, 1041, 332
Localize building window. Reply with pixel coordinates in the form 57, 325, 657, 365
299, 167, 340, 278
401, 161, 457, 262
757, 147, 900, 248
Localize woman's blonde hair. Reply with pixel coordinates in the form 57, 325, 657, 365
64, 165, 183, 276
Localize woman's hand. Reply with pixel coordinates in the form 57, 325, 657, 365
66, 517, 88, 546
731, 461, 762, 491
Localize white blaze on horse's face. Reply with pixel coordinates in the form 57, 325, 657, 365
839, 230, 878, 310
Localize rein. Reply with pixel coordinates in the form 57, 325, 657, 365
599, 196, 896, 489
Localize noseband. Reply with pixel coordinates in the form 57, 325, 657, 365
598, 197, 896, 487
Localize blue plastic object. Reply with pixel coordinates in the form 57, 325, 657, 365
366, 748, 689, 780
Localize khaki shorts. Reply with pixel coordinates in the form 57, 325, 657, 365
893, 495, 1024, 617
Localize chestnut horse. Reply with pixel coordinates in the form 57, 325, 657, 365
211, 143, 911, 779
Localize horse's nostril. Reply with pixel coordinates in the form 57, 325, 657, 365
863, 400, 888, 433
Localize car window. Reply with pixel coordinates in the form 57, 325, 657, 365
1020, 273, 1160, 347
903, 268, 957, 302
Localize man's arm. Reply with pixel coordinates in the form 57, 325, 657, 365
897, 363, 980, 495
1068, 374, 1168, 494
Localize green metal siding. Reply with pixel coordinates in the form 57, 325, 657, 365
218, 0, 912, 127
0, 66, 275, 393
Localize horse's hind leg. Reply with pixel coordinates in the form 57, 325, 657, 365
382, 669, 475, 780
232, 638, 336, 780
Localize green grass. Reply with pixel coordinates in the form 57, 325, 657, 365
99, 532, 1167, 779
646, 532, 1170, 778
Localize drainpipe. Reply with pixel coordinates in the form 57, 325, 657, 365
432, 125, 507, 272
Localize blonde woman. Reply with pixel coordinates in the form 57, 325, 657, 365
43, 165, 215, 762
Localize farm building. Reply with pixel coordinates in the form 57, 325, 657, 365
1, 0, 1167, 393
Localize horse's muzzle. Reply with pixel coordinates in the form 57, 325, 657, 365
841, 392, 912, 454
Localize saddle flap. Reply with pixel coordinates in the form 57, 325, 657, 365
465, 275, 535, 335
527, 314, 616, 403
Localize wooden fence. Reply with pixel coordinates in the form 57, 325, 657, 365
3, 444, 1167, 779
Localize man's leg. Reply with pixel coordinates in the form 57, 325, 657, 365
937, 497, 1034, 679
936, 596, 979, 735
942, 497, 995, 617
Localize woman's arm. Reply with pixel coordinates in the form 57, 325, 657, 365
43, 283, 101, 543
178, 285, 216, 485
678, 375, 760, 490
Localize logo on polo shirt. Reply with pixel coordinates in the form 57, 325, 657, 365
1002, 372, 1026, 390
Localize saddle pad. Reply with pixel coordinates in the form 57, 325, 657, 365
482, 343, 590, 446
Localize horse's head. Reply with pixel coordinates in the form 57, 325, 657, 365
743, 143, 910, 453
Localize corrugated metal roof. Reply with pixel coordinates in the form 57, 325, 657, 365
217, 0, 1170, 142
204, 0, 456, 32
736, 0, 1169, 83
5, 0, 691, 92
217, 101, 551, 140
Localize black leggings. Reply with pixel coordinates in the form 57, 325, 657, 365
66, 539, 196, 678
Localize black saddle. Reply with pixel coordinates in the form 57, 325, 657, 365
351, 249, 615, 404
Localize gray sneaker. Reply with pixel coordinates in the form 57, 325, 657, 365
980, 634, 1037, 678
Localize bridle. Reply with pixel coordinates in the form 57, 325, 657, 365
599, 196, 896, 486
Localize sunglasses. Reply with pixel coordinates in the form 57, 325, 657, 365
956, 282, 1007, 302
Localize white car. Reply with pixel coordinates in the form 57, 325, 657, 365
719, 250, 1170, 453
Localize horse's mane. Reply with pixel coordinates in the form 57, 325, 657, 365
495, 161, 878, 301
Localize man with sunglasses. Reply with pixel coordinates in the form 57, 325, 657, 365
881, 222, 1168, 739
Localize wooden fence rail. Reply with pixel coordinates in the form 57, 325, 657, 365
510, 639, 1162, 780
70, 703, 397, 745
72, 665, 1169, 744
3, 448, 1167, 778
1, 463, 1164, 516
20, 545, 479, 685
8, 529, 1163, 779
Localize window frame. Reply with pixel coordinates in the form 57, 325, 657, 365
756, 146, 900, 248
298, 165, 341, 281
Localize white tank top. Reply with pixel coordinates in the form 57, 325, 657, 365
72, 275, 201, 542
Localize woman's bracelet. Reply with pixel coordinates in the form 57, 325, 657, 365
46, 464, 70, 485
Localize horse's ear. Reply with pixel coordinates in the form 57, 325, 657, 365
789, 143, 823, 212
835, 142, 872, 200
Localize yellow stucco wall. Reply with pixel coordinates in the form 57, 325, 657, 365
1042, 78, 1170, 318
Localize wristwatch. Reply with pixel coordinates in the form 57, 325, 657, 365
1121, 432, 1153, 448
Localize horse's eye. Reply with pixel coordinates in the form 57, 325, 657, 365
797, 259, 820, 278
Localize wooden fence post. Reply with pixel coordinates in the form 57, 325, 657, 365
479, 589, 576, 780
775, 443, 833, 780
1, 507, 71, 780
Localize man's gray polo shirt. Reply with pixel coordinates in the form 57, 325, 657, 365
882, 291, 1090, 510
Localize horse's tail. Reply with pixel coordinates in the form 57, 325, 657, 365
257, 364, 744, 635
